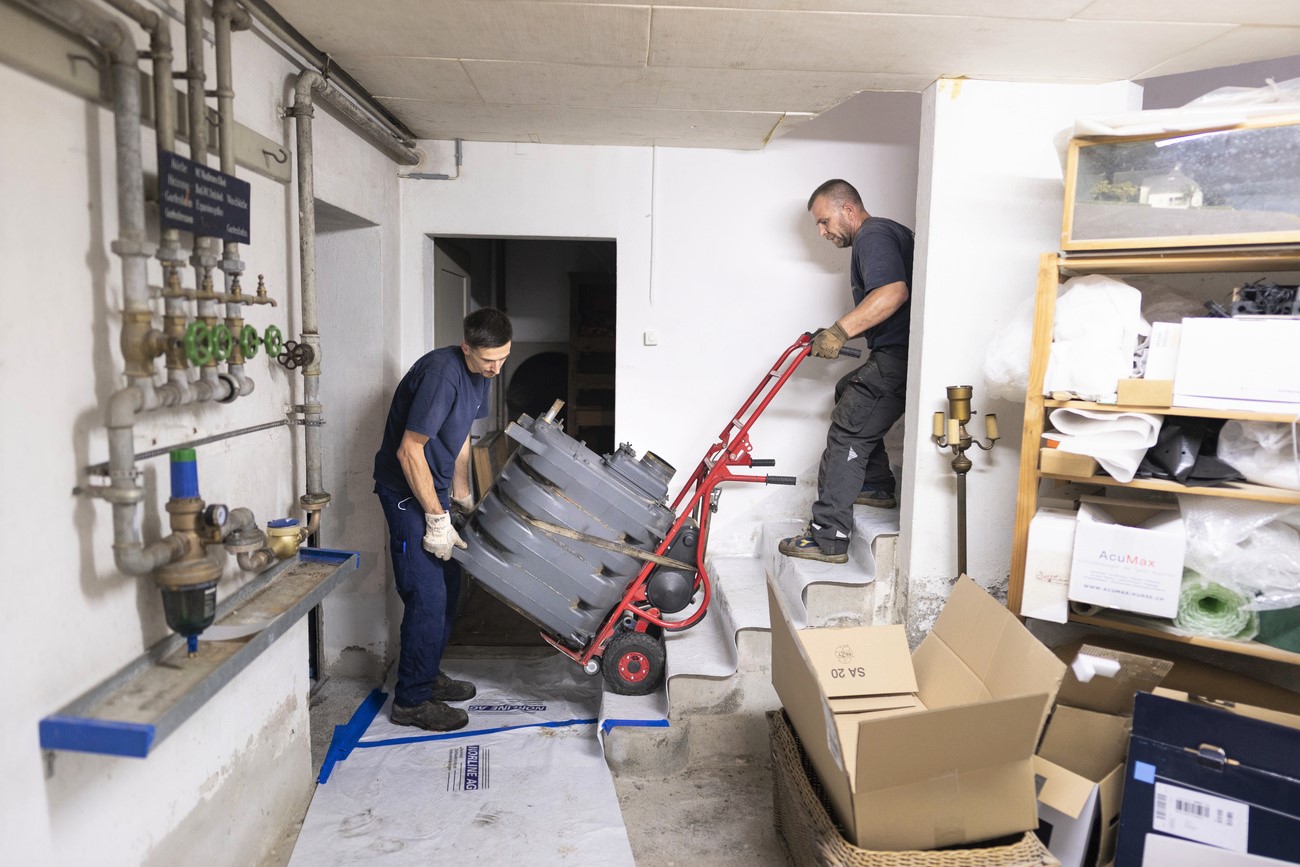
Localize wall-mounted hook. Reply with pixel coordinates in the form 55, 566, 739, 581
262, 148, 288, 166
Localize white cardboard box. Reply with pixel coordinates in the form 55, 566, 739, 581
1174, 318, 1300, 412
1020, 507, 1079, 624
1067, 499, 1185, 618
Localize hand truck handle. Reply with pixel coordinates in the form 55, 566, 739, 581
804, 330, 862, 359
765, 475, 797, 486
749, 458, 776, 467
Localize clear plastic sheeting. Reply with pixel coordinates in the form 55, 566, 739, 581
288, 655, 635, 866
1182, 495, 1300, 611
1218, 420, 1300, 492
1044, 275, 1145, 402
983, 290, 1042, 404
1071, 77, 1300, 139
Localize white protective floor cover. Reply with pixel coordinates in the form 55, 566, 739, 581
289, 655, 636, 866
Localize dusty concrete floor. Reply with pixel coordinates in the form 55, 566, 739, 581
261, 657, 790, 866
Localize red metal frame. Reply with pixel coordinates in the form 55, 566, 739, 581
541, 333, 817, 672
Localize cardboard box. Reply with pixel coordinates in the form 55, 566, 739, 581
1174, 317, 1300, 412
1041, 447, 1101, 478
769, 575, 1067, 851
1020, 507, 1079, 624
1115, 690, 1300, 866
1116, 379, 1173, 408
1068, 499, 1185, 618
1034, 646, 1172, 867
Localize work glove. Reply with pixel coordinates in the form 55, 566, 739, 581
810, 323, 848, 359
423, 511, 467, 560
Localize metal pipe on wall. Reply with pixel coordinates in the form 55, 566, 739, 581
286, 69, 420, 517
101, 0, 194, 407
214, 0, 255, 398
183, 0, 228, 403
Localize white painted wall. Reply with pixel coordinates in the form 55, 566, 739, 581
899, 79, 1142, 640
402, 92, 921, 555
0, 3, 401, 862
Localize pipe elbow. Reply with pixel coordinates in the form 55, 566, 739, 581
292, 70, 323, 109
107, 386, 144, 429
237, 548, 276, 573
115, 535, 186, 576
222, 507, 256, 540
215, 0, 252, 30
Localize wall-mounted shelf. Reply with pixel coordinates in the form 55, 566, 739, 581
1069, 610, 1300, 666
39, 548, 358, 759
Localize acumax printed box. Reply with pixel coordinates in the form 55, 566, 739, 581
770, 575, 1066, 851
1068, 498, 1185, 618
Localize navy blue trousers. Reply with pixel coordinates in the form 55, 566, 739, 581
376, 484, 462, 707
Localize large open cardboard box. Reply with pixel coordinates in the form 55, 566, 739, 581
769, 575, 1067, 851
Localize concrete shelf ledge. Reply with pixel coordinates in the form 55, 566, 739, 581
39, 548, 358, 760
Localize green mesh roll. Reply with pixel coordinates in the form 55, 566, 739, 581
1175, 575, 1259, 641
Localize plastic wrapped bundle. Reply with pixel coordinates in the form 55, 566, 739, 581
1175, 575, 1259, 640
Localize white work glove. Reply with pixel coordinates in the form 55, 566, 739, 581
451, 493, 475, 514
423, 512, 467, 560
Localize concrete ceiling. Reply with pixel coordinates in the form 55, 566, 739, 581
268, 0, 1300, 149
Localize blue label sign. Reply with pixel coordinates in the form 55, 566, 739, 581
158, 149, 251, 243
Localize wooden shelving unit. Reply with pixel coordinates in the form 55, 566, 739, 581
1007, 246, 1300, 663
566, 273, 616, 454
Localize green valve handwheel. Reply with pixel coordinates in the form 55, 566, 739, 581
240, 324, 260, 359
184, 321, 213, 366
263, 325, 283, 357
211, 324, 233, 362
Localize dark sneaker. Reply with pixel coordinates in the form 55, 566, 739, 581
854, 488, 897, 508
390, 699, 469, 732
778, 530, 848, 564
430, 672, 476, 702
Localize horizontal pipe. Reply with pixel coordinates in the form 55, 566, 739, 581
292, 70, 421, 166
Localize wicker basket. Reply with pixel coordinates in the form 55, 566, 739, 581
767, 710, 1060, 867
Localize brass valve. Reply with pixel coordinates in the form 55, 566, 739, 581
247, 274, 278, 307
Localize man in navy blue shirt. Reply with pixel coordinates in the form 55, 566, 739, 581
373, 308, 512, 731
780, 179, 913, 564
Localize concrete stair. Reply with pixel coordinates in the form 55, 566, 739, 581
604, 507, 900, 776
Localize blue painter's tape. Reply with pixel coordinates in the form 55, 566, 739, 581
299, 547, 361, 568
318, 688, 387, 784
1134, 761, 1156, 784
601, 718, 670, 735
357, 717, 600, 749
40, 715, 156, 758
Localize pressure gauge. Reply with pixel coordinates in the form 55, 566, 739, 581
205, 503, 230, 528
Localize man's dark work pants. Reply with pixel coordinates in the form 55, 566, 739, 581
376, 484, 461, 708
810, 347, 907, 553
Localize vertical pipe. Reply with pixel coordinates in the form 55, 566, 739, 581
184, 0, 224, 400
214, 0, 253, 398
291, 72, 324, 496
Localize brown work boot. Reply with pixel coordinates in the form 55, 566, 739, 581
778, 529, 848, 564
390, 699, 469, 732
429, 672, 477, 702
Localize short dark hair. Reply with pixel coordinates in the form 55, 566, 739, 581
807, 179, 863, 211
463, 307, 512, 348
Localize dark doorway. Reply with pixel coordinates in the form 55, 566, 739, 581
431, 237, 617, 646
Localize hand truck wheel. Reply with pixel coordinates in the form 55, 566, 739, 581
601, 631, 666, 696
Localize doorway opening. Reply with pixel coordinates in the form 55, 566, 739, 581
430, 236, 617, 645
429, 237, 617, 449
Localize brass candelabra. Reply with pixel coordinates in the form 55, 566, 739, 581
931, 385, 999, 577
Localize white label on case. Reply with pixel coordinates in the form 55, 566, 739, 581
1152, 781, 1249, 853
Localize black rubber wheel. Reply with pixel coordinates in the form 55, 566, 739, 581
601, 631, 666, 696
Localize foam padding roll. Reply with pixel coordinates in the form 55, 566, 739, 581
1175, 577, 1259, 640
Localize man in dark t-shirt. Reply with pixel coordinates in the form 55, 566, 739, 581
780, 179, 914, 563
373, 308, 512, 730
